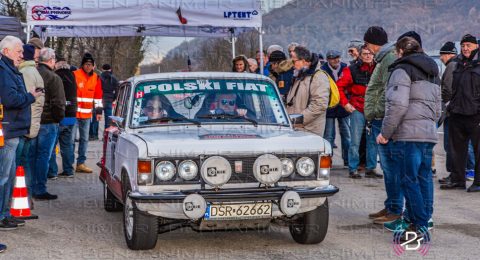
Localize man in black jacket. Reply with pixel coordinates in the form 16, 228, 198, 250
100, 64, 119, 131
31, 48, 66, 200
441, 34, 480, 192
55, 55, 77, 178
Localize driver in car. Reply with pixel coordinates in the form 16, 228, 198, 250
143, 95, 167, 120
211, 93, 247, 117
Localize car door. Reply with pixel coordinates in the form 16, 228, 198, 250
105, 82, 130, 176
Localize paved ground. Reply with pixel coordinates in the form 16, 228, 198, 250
1, 132, 480, 260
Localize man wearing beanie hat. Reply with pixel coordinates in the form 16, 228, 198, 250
269, 50, 293, 99
397, 31, 422, 47
17, 44, 45, 204
73, 52, 103, 173
441, 34, 480, 192
363, 26, 402, 224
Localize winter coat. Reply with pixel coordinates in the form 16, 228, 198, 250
100, 71, 119, 103
286, 54, 330, 136
0, 55, 35, 139
74, 68, 103, 119
55, 62, 78, 120
381, 53, 441, 143
321, 62, 349, 118
441, 56, 457, 103
19, 60, 45, 138
364, 42, 397, 121
270, 59, 294, 96
337, 60, 376, 113
37, 63, 66, 124
447, 49, 480, 116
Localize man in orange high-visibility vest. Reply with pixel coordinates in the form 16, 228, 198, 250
73, 53, 102, 173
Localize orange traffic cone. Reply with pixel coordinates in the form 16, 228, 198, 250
10, 166, 38, 220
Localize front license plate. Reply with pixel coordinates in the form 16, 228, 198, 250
204, 202, 272, 220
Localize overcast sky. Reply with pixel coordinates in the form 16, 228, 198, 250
141, 0, 292, 64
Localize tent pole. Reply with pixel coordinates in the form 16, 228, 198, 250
231, 35, 236, 58
26, 25, 31, 42
259, 27, 264, 75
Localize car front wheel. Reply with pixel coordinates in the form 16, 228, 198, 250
289, 199, 329, 244
123, 181, 158, 250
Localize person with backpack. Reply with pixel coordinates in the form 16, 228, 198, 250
286, 46, 330, 136
337, 45, 380, 179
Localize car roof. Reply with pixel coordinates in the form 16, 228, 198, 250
126, 72, 274, 84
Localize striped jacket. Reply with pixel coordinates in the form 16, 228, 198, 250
73, 69, 103, 119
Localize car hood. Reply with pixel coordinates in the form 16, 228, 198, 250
132, 126, 329, 157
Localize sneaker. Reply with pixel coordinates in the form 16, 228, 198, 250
466, 170, 474, 181
428, 218, 434, 230
365, 169, 383, 179
0, 218, 17, 230
33, 193, 58, 200
438, 175, 451, 184
369, 208, 387, 219
384, 218, 409, 232
0, 243, 6, 253
58, 172, 74, 178
349, 170, 362, 179
5, 216, 25, 227
373, 213, 401, 224
47, 175, 58, 180
76, 164, 93, 173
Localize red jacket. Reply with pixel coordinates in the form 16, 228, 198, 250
74, 69, 103, 119
336, 62, 376, 113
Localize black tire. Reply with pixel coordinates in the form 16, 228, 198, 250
289, 199, 329, 244
103, 183, 123, 212
122, 177, 158, 250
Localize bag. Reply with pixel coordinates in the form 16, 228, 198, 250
310, 70, 340, 108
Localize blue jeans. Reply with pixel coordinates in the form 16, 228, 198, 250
348, 111, 377, 172
48, 127, 60, 177
15, 137, 33, 197
104, 101, 113, 130
392, 141, 434, 229
444, 118, 475, 172
30, 124, 59, 196
89, 109, 99, 139
0, 138, 19, 220
324, 116, 351, 163
74, 118, 90, 165
59, 124, 75, 175
372, 119, 404, 215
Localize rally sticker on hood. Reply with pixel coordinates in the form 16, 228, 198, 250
199, 134, 263, 140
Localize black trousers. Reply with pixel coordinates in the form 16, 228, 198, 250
448, 113, 480, 184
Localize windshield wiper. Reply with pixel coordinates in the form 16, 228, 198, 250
144, 116, 201, 127
198, 113, 259, 127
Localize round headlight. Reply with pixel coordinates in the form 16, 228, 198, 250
178, 160, 198, 180
296, 157, 315, 177
155, 161, 176, 181
280, 158, 294, 177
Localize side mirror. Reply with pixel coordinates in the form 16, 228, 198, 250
109, 116, 124, 128
289, 114, 304, 125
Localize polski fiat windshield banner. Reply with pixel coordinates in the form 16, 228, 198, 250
26, 0, 262, 28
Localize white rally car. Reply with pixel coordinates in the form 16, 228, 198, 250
98, 72, 338, 250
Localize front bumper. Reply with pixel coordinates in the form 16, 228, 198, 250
129, 185, 339, 202
130, 185, 339, 219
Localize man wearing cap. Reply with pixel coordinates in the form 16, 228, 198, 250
347, 40, 364, 64
269, 50, 294, 100
27, 37, 44, 64
100, 64, 119, 132
17, 44, 45, 204
31, 48, 65, 200
441, 34, 480, 192
0, 36, 40, 230
73, 53, 103, 173
322, 50, 350, 166
363, 27, 407, 224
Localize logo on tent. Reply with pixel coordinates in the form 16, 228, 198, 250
32, 6, 72, 21
223, 10, 258, 20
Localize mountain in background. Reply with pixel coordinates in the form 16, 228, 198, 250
142, 0, 480, 73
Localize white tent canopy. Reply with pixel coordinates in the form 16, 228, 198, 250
26, 0, 262, 38
25, 0, 265, 73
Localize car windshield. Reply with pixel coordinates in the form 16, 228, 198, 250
130, 77, 289, 127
